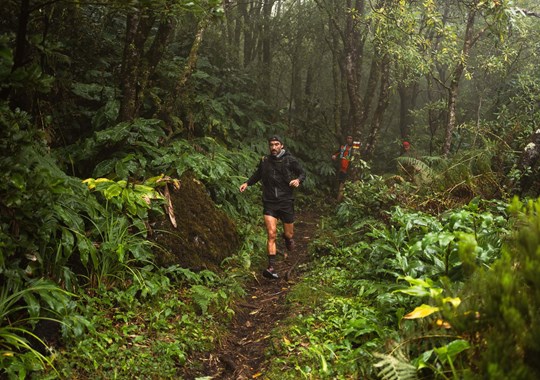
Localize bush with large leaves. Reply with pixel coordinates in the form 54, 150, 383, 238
0, 105, 100, 285
454, 197, 540, 379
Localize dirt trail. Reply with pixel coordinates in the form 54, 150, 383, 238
184, 210, 319, 379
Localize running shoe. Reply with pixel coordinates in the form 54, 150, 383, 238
262, 267, 279, 279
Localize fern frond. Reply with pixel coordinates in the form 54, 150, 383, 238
422, 155, 446, 169
190, 285, 216, 314
373, 352, 418, 380
396, 156, 436, 185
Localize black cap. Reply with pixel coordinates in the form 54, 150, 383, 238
268, 135, 283, 143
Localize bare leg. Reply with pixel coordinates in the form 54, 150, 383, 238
263, 215, 280, 278
282, 222, 295, 258
283, 222, 294, 241
264, 215, 278, 256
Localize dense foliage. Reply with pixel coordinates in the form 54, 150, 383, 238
264, 176, 540, 379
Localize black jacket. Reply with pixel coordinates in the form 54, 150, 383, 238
246, 151, 306, 203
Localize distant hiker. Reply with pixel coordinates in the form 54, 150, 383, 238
397, 140, 417, 181
239, 135, 306, 280
401, 140, 411, 155
331, 135, 356, 202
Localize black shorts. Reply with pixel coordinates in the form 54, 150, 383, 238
263, 200, 295, 224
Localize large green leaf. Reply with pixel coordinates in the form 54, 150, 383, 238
434, 339, 470, 364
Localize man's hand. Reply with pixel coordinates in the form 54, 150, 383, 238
331, 154, 337, 161
239, 183, 248, 192
289, 179, 300, 188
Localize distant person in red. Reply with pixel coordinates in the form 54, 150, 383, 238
402, 140, 410, 154
332, 135, 355, 202
397, 140, 417, 180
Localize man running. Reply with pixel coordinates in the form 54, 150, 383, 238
239, 135, 306, 279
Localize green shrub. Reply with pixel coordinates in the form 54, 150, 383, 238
47, 264, 244, 379
289, 196, 513, 379
336, 168, 398, 226
0, 278, 75, 378
455, 197, 540, 379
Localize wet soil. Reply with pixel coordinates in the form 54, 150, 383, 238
183, 209, 319, 379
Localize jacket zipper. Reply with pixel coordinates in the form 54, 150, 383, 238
273, 168, 278, 198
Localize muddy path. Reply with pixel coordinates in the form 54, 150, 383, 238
184, 210, 320, 379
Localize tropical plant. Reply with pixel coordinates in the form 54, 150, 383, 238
0, 278, 75, 378
0, 105, 105, 290
43, 257, 248, 379
48, 284, 214, 379
363, 199, 509, 281
450, 196, 540, 379
268, 294, 389, 379
336, 161, 398, 227
83, 175, 167, 220
276, 193, 514, 379
374, 351, 418, 380
396, 145, 503, 204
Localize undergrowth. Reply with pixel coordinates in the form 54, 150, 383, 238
38, 265, 249, 379
262, 174, 532, 379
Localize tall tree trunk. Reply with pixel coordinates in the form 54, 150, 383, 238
426, 76, 441, 155
173, 17, 210, 91
442, 8, 478, 156
329, 24, 343, 139
241, 1, 256, 67
340, 63, 349, 139
288, 4, 305, 131
364, 56, 391, 159
223, 0, 235, 63
314, 0, 363, 140
288, 54, 302, 129
304, 64, 315, 128
318, 1, 345, 140
117, 11, 142, 122
231, 1, 243, 65
398, 81, 418, 141
161, 16, 210, 134
118, 7, 174, 122
359, 55, 379, 132
343, 0, 363, 138
135, 14, 175, 116
1, 0, 31, 107
260, 0, 274, 102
